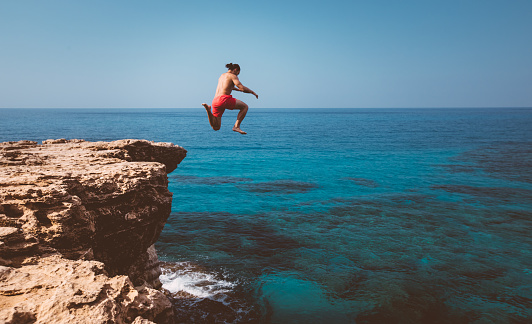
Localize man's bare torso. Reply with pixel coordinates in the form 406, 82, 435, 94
215, 72, 238, 97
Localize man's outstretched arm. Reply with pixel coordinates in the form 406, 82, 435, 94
233, 77, 259, 98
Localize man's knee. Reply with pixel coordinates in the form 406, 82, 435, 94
235, 100, 248, 110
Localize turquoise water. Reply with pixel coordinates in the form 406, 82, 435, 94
1, 108, 531, 323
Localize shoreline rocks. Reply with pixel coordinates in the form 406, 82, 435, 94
0, 139, 187, 323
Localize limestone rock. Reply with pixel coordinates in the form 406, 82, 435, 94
0, 256, 173, 324
0, 139, 187, 323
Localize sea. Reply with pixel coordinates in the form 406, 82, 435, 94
1, 108, 531, 323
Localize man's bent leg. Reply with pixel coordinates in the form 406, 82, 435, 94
202, 103, 221, 131
232, 99, 248, 135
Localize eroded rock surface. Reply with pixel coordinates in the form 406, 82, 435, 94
0, 256, 173, 324
0, 139, 187, 323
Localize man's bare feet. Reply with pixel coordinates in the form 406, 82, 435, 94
232, 127, 247, 135
202, 103, 211, 111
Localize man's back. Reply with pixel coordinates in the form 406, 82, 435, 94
215, 72, 236, 97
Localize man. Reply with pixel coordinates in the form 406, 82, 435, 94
202, 63, 258, 134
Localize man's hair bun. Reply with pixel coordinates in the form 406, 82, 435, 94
226, 63, 240, 70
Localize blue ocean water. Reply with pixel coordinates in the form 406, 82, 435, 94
1, 108, 531, 323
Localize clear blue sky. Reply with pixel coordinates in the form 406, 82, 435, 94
1, 0, 531, 108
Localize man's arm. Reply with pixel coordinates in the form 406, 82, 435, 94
233, 75, 258, 99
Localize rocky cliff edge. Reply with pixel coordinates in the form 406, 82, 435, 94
0, 139, 187, 324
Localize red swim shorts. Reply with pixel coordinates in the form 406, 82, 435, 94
211, 95, 237, 117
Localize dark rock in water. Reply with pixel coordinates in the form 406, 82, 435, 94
354, 287, 476, 324
455, 142, 532, 183
238, 180, 318, 194
431, 184, 532, 201
0, 139, 187, 323
345, 177, 379, 188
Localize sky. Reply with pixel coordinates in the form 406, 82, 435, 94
1, 0, 531, 108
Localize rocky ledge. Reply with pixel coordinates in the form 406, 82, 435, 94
0, 139, 187, 324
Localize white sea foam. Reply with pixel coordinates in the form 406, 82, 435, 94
160, 262, 236, 302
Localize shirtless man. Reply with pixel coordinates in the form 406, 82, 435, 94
202, 63, 258, 134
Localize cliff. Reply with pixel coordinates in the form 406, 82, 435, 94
0, 139, 187, 324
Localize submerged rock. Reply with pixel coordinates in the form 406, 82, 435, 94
238, 180, 318, 194
0, 139, 187, 323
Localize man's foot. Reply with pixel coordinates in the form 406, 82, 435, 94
233, 127, 247, 134
232, 127, 247, 135
202, 103, 211, 112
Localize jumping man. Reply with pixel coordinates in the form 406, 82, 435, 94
202, 63, 258, 134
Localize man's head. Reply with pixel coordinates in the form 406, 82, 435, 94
226, 63, 240, 75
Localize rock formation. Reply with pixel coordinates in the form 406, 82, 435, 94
0, 139, 187, 323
